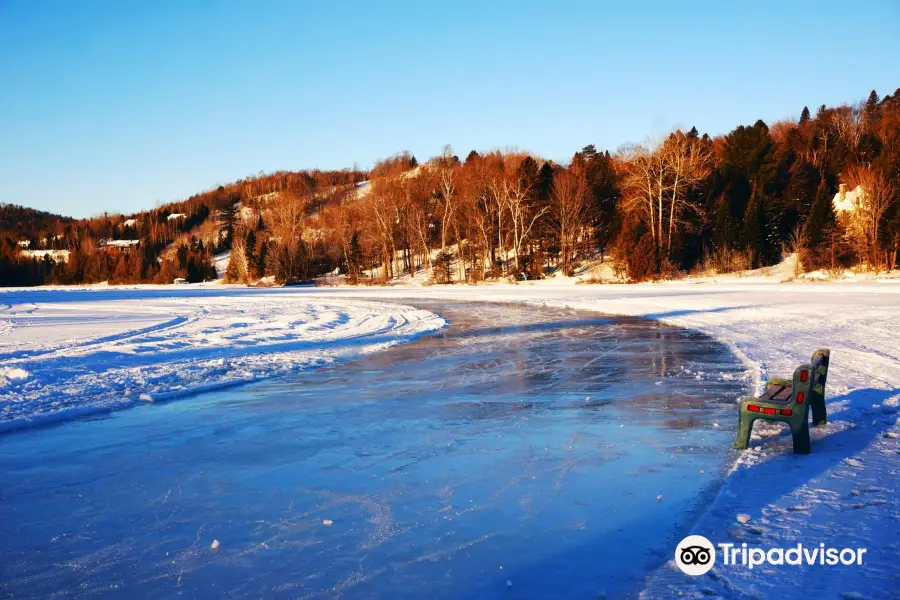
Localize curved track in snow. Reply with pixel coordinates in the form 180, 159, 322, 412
0, 289, 444, 431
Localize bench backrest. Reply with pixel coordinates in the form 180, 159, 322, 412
809, 348, 830, 397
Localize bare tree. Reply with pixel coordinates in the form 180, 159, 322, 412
831, 103, 868, 151
618, 141, 664, 256
405, 175, 433, 274
438, 159, 457, 252
226, 236, 249, 282
841, 164, 897, 270
488, 176, 509, 271
550, 168, 589, 276
618, 133, 711, 264
661, 131, 712, 255
334, 184, 361, 283
504, 175, 548, 275
266, 187, 310, 282
367, 178, 402, 282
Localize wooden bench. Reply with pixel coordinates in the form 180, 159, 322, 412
733, 349, 830, 455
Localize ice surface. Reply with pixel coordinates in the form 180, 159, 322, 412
298, 280, 900, 599
0, 302, 745, 599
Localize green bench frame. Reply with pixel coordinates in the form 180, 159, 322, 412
733, 349, 830, 455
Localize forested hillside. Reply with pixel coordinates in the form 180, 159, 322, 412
2, 88, 898, 287
0, 170, 365, 286
0, 204, 72, 241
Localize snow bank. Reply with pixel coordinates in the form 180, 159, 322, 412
0, 289, 445, 431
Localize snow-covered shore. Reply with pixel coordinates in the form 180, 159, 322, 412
0, 288, 445, 431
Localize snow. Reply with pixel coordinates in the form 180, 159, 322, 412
213, 250, 230, 278
237, 203, 255, 222
167, 213, 186, 220
122, 218, 137, 227
102, 239, 140, 248
0, 289, 445, 431
18, 249, 70, 262
354, 180, 371, 200
0, 367, 30, 388
833, 184, 865, 214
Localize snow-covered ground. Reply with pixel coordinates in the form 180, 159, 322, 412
2, 274, 898, 598
0, 289, 444, 431
213, 250, 230, 278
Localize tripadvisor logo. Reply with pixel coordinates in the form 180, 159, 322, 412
675, 535, 868, 576
675, 535, 716, 575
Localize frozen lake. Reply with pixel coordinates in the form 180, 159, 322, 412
1, 301, 747, 599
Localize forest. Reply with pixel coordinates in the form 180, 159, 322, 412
2, 88, 898, 287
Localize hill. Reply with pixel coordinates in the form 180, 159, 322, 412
0, 204, 73, 240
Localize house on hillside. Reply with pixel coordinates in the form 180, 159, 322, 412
20, 249, 70, 263
100, 239, 141, 252
833, 183, 866, 214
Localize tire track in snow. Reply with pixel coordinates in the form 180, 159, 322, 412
0, 293, 445, 432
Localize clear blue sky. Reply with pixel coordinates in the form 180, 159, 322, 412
1, 0, 898, 218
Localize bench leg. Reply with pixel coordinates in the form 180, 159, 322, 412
790, 419, 811, 455
733, 411, 754, 450
811, 392, 827, 426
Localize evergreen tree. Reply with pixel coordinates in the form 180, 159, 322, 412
715, 194, 736, 251
176, 244, 188, 270
800, 106, 811, 124
867, 89, 880, 109
348, 231, 362, 282
866, 89, 881, 118
517, 156, 539, 189
255, 240, 268, 278
742, 183, 772, 268
582, 151, 620, 252
221, 201, 237, 250
536, 162, 555, 203
803, 179, 835, 250
186, 256, 203, 283
245, 230, 257, 268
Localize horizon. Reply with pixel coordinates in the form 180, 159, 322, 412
1, 0, 899, 219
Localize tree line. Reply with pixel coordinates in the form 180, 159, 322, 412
2, 88, 898, 287
268, 88, 897, 285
